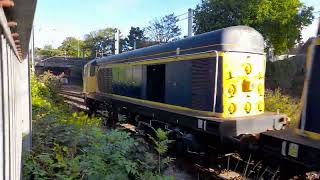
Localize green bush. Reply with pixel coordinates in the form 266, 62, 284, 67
39, 71, 63, 102
265, 88, 301, 126
24, 73, 171, 179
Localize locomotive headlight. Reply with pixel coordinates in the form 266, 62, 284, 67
228, 103, 236, 114
244, 63, 252, 75
257, 101, 264, 112
258, 84, 264, 96
244, 102, 251, 113
242, 80, 252, 92
227, 84, 237, 97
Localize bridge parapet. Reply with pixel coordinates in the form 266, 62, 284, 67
0, 1, 36, 179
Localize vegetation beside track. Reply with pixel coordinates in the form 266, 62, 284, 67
265, 88, 301, 126
24, 71, 302, 179
23, 72, 173, 180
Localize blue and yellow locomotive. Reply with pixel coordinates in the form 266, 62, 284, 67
83, 25, 285, 138
82, 25, 320, 177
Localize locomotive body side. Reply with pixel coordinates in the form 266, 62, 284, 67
83, 26, 285, 136
94, 51, 265, 118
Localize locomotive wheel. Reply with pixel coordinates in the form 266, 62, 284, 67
86, 98, 98, 115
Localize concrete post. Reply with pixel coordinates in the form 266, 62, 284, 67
115, 29, 120, 54
188, 8, 193, 37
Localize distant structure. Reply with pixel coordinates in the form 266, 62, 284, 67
35, 56, 89, 86
0, 0, 36, 179
268, 38, 314, 61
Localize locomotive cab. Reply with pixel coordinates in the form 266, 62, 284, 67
260, 23, 320, 173
298, 34, 320, 139
83, 60, 97, 95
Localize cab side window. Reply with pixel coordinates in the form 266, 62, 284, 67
89, 65, 96, 76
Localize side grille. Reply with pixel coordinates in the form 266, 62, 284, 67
98, 68, 112, 93
191, 58, 214, 111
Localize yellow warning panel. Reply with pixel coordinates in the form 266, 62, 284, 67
222, 52, 265, 118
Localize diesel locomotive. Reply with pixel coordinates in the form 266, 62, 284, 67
82, 25, 320, 177
260, 27, 320, 174
83, 26, 285, 139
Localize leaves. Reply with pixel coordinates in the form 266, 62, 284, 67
58, 37, 83, 57
194, 0, 314, 55
146, 13, 181, 43
35, 45, 63, 57
148, 128, 174, 174
24, 73, 172, 179
123, 27, 146, 51
265, 88, 300, 125
82, 27, 117, 57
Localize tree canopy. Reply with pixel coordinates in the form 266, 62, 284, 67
58, 37, 83, 57
146, 13, 181, 43
36, 13, 183, 58
36, 45, 62, 57
82, 28, 116, 57
194, 0, 314, 55
124, 27, 146, 51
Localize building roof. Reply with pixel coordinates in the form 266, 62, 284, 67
35, 56, 89, 68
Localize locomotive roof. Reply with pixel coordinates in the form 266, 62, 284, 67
96, 26, 264, 65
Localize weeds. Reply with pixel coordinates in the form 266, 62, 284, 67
24, 72, 172, 179
265, 88, 301, 126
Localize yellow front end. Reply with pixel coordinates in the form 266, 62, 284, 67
222, 52, 265, 118
83, 64, 97, 94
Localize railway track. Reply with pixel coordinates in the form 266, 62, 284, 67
59, 88, 88, 111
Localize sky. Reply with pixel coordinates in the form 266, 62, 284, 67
34, 0, 320, 48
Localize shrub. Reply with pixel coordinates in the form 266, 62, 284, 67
265, 88, 301, 126
38, 71, 63, 103
24, 74, 172, 179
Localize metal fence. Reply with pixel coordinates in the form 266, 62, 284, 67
0, 3, 34, 179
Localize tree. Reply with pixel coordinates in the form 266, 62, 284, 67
148, 128, 174, 174
36, 45, 62, 57
123, 27, 146, 51
146, 13, 181, 43
82, 28, 116, 57
58, 37, 83, 57
194, 0, 314, 55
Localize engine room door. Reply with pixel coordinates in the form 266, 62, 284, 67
146, 64, 165, 102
